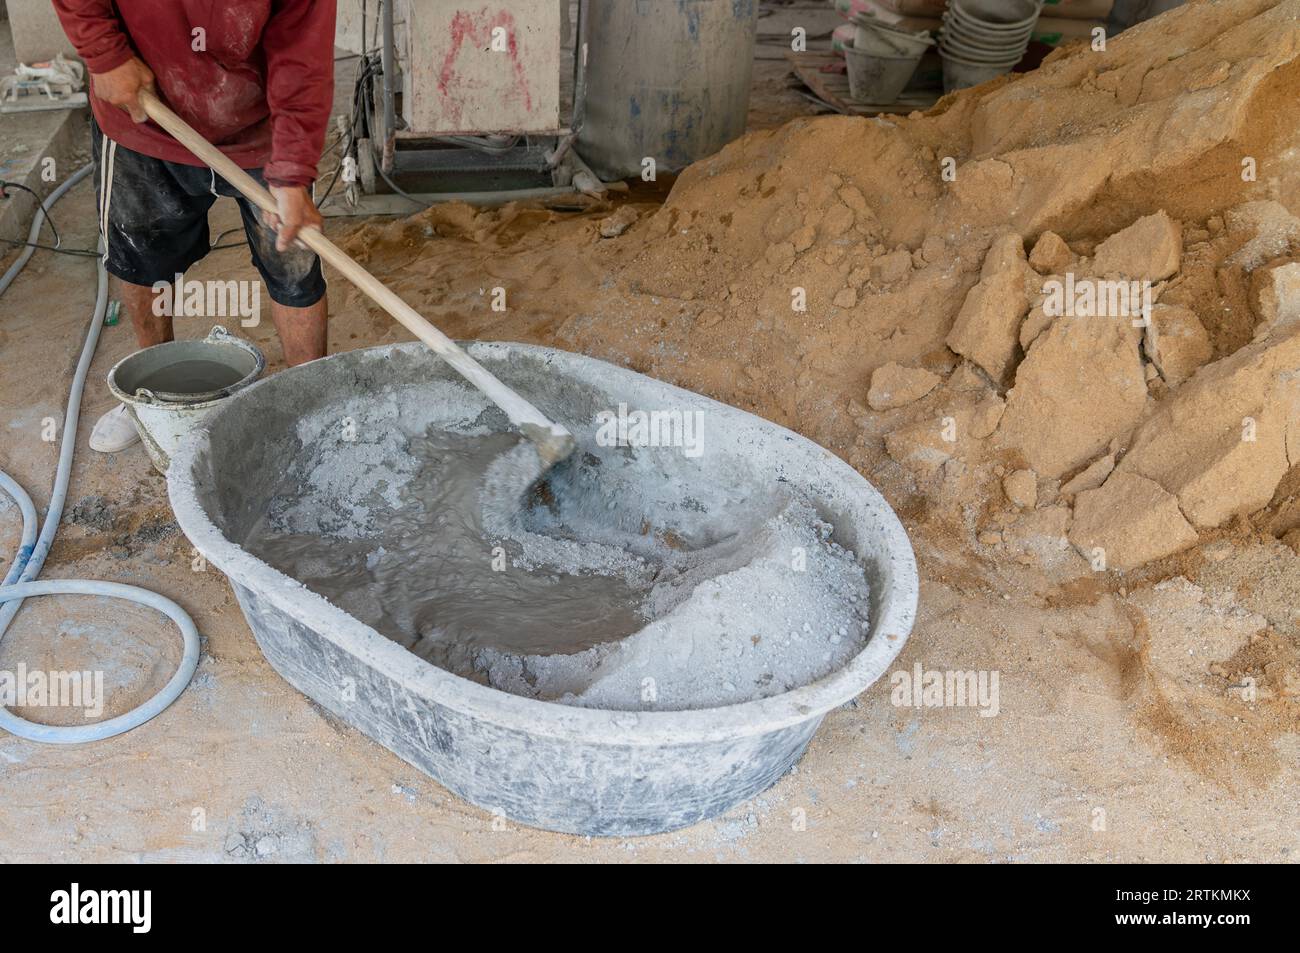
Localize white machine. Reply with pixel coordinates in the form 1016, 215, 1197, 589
333, 0, 598, 211
400, 0, 562, 135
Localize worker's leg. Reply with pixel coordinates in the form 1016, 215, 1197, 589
229, 181, 328, 366
90, 280, 176, 452
271, 298, 328, 366
119, 278, 174, 347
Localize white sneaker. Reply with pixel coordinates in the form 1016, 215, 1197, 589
89, 404, 141, 453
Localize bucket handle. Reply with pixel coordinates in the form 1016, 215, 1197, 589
133, 387, 160, 405
205, 325, 237, 344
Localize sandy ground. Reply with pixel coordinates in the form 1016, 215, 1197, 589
2, 4, 1299, 863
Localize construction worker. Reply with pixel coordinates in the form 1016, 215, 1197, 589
52, 0, 336, 452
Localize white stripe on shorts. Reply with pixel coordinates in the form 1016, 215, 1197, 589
98, 139, 118, 259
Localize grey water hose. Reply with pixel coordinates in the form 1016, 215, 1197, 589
0, 163, 200, 743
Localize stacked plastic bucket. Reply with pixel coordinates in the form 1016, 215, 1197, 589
939, 0, 1042, 92
845, 17, 936, 103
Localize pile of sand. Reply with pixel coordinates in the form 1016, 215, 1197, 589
603, 0, 1300, 574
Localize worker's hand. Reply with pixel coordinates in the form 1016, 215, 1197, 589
265, 185, 323, 252
91, 56, 155, 123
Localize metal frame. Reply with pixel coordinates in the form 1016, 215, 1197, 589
343, 0, 598, 211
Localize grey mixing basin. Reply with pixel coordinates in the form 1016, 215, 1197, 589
167, 342, 918, 836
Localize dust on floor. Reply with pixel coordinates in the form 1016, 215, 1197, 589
1, 0, 1299, 861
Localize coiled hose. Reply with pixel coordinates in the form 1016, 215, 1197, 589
0, 163, 199, 744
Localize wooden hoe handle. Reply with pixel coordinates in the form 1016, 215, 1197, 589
138, 89, 573, 461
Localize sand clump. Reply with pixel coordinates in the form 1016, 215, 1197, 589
1069, 472, 1199, 571
1002, 469, 1038, 510
997, 304, 1148, 479
945, 231, 1034, 385
1143, 304, 1214, 384
1028, 231, 1073, 274
867, 361, 942, 410
1090, 211, 1183, 281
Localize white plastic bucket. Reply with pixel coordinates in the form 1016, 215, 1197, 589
853, 17, 935, 56
943, 15, 1034, 46
107, 325, 265, 474
940, 34, 1026, 64
940, 0, 1037, 71
845, 45, 924, 103
951, 0, 1040, 29
941, 51, 1017, 91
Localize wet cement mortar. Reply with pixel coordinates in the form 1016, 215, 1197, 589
243, 389, 871, 711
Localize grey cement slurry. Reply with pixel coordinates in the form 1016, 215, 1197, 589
133, 358, 246, 394
242, 389, 872, 712
253, 430, 648, 676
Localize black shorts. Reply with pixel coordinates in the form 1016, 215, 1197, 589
92, 121, 326, 308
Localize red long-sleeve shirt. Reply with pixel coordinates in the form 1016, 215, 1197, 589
52, 0, 336, 187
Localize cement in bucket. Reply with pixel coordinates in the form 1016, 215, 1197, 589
107, 325, 265, 474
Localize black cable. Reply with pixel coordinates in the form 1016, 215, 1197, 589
1, 234, 245, 257
0, 180, 249, 259
360, 65, 430, 209
0, 237, 99, 258
0, 179, 66, 250
209, 224, 247, 251
373, 162, 428, 208
319, 61, 370, 204
318, 53, 377, 206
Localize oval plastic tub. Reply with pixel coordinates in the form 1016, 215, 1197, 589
167, 342, 918, 836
